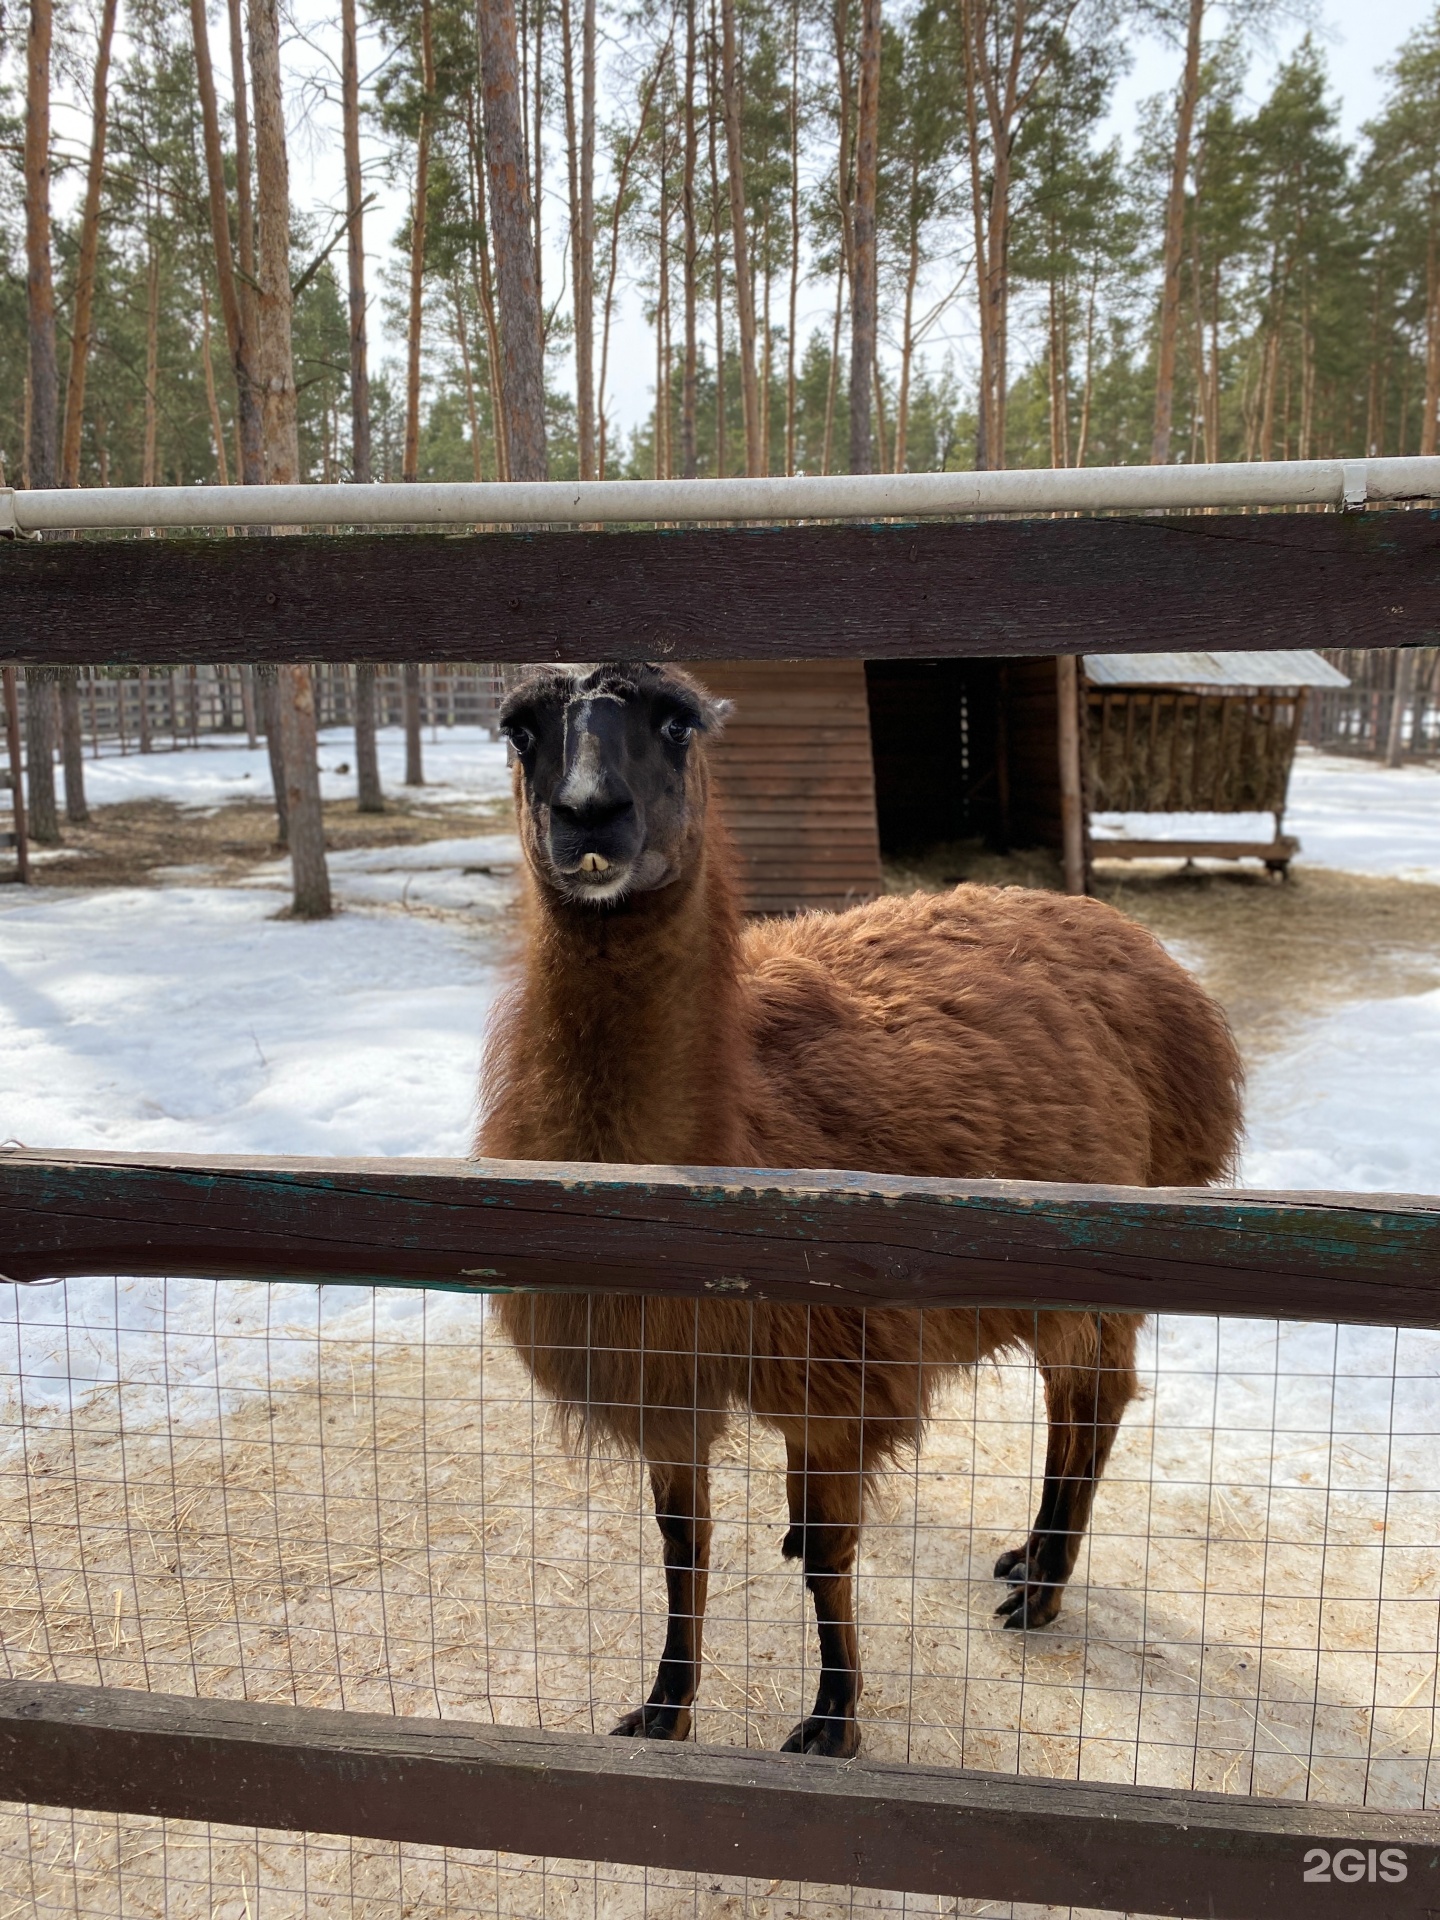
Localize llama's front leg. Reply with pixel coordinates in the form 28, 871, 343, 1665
780, 1440, 862, 1759
995, 1313, 1140, 1630
612, 1460, 711, 1740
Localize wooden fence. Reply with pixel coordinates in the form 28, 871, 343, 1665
1311, 646, 1440, 756
1, 662, 505, 753
2, 502, 1440, 1916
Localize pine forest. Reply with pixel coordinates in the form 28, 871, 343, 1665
6, 0, 1440, 496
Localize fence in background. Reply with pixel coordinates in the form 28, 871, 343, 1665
1312, 648, 1440, 758
1, 664, 505, 757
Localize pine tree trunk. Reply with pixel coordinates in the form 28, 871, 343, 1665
355, 665, 383, 811
1387, 649, 1417, 766
226, 0, 264, 484
720, 0, 762, 474
24, 668, 60, 845
3, 666, 30, 883
142, 239, 161, 486
466, 97, 510, 480
896, 196, 920, 472
478, 0, 549, 480
403, 664, 425, 785
200, 289, 231, 484
848, 0, 880, 475
241, 665, 258, 746
560, 0, 597, 477
960, 1, 991, 467
532, 0, 544, 336
192, 0, 263, 483
1423, 218, 1440, 457
278, 665, 331, 917
60, 0, 118, 488
656, 96, 671, 478
248, 0, 301, 488
680, 0, 699, 477
138, 665, 153, 753
256, 666, 288, 843
453, 289, 485, 478
821, 268, 844, 474
1151, 0, 1204, 465
708, 16, 727, 478
785, 0, 800, 474
57, 668, 88, 823
25, 0, 59, 493
342, 0, 372, 485
250, 0, 329, 914
404, 0, 435, 484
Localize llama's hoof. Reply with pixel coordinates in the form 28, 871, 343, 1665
610, 1702, 692, 1740
780, 1714, 860, 1759
994, 1542, 1032, 1581
994, 1581, 1064, 1630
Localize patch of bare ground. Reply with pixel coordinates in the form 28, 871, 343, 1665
885, 839, 1440, 1062
18, 793, 514, 892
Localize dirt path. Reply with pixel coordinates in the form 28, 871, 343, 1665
18, 791, 514, 892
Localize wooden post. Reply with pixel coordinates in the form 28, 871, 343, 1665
2, 665, 30, 882
1057, 654, 1085, 896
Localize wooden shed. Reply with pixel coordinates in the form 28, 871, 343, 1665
695, 649, 1348, 912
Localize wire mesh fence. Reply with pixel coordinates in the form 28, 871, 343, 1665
0, 1275, 1436, 1914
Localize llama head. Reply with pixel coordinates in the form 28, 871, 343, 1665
499, 662, 731, 907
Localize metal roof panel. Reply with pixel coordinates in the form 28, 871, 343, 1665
1083, 650, 1350, 688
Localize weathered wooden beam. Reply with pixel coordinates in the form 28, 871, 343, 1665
3, 1150, 1438, 1325
1, 512, 1435, 665
0, 1680, 1433, 1918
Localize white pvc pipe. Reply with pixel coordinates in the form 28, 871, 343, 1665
3, 457, 1439, 533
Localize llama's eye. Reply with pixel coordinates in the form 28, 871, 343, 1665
661, 717, 693, 746
505, 725, 535, 756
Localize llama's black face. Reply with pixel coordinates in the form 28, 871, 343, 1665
499, 663, 729, 907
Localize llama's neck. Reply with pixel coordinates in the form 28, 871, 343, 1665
481, 828, 750, 1167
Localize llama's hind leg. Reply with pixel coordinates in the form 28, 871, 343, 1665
779, 1437, 864, 1759
995, 1312, 1141, 1630
612, 1459, 712, 1740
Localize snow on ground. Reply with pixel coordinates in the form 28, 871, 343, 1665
1092, 744, 1440, 886
0, 884, 499, 1160
237, 832, 523, 914
1242, 986, 1440, 1196
0, 881, 506, 1415
76, 723, 513, 813
1088, 747, 1440, 1189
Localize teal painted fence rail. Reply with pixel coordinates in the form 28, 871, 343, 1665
2, 1148, 1438, 1324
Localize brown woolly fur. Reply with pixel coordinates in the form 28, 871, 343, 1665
478, 661, 1244, 1758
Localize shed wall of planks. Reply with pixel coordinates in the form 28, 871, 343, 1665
684, 659, 885, 912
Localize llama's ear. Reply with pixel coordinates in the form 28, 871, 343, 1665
702, 696, 735, 735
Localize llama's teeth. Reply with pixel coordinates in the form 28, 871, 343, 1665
581, 852, 610, 873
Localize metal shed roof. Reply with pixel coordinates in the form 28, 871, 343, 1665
1083, 650, 1350, 688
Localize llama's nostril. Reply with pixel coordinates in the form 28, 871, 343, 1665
554, 796, 634, 832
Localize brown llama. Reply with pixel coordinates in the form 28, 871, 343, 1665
477, 661, 1243, 1759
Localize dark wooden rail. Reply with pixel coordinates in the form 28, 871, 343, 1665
1, 1681, 1435, 1919
3, 1150, 1439, 1324
2, 510, 1437, 664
